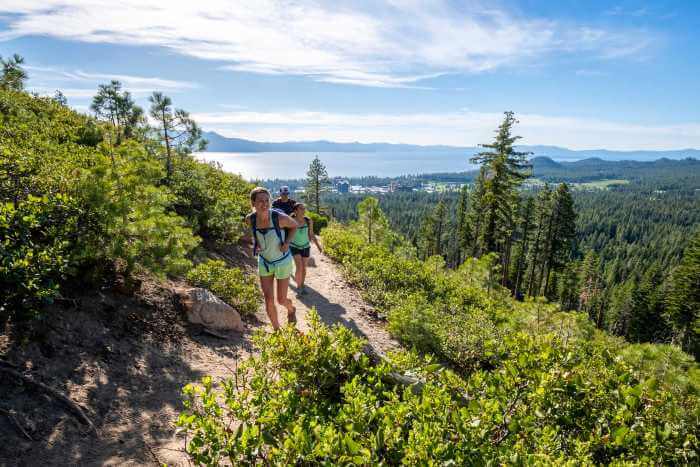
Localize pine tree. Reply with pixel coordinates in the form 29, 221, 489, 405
467, 111, 531, 284
465, 168, 487, 257
455, 185, 470, 265
579, 250, 604, 326
542, 183, 577, 297
357, 196, 388, 244
92, 80, 145, 145
665, 229, 700, 358
304, 156, 330, 214
149, 92, 206, 183
0, 54, 27, 91
525, 185, 552, 297
511, 196, 535, 298
556, 261, 580, 311
418, 199, 447, 259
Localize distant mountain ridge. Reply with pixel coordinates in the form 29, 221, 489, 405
202, 131, 700, 162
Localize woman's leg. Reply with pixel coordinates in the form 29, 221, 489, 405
293, 254, 303, 288
301, 256, 309, 286
259, 275, 280, 330
276, 277, 296, 324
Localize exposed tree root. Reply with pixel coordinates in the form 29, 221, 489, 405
0, 407, 33, 440
0, 366, 96, 434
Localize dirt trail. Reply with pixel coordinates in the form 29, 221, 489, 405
0, 245, 397, 466
287, 245, 399, 355
155, 245, 398, 464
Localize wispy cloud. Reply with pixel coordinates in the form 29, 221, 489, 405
575, 69, 608, 77
193, 109, 700, 150
1, 1, 656, 88
26, 65, 196, 90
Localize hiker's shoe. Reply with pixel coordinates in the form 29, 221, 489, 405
300, 286, 309, 295
287, 307, 297, 325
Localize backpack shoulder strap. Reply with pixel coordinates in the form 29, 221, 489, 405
250, 212, 259, 253
270, 209, 284, 244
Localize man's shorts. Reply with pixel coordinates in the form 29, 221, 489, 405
290, 246, 311, 258
258, 254, 294, 279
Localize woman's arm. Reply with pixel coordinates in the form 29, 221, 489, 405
278, 213, 298, 253
244, 213, 256, 255
308, 218, 323, 253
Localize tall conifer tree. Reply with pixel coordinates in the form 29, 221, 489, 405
304, 156, 330, 214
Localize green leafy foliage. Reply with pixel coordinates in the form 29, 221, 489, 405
186, 260, 260, 317
0, 195, 78, 319
306, 210, 328, 235
0, 87, 251, 321
169, 157, 252, 244
179, 309, 699, 465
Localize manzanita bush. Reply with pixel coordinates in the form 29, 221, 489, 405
179, 311, 698, 465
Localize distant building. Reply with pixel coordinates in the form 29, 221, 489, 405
337, 180, 350, 194
389, 181, 414, 192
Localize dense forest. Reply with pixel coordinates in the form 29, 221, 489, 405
2, 57, 699, 464
319, 145, 700, 358
181, 200, 700, 465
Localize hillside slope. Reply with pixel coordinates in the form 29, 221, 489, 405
1, 244, 391, 465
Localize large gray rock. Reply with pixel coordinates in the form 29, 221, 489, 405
178, 287, 244, 332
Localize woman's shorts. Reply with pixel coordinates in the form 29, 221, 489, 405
290, 246, 311, 258
258, 254, 294, 279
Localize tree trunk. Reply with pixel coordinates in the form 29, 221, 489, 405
162, 109, 172, 182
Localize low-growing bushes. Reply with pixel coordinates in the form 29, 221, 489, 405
307, 210, 328, 234
322, 224, 506, 371
178, 310, 700, 465
1, 89, 252, 321
186, 260, 259, 316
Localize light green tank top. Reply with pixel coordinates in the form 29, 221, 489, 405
255, 214, 287, 262
291, 217, 310, 249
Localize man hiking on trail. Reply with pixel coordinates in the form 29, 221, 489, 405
246, 187, 298, 329
290, 202, 323, 296
272, 185, 296, 215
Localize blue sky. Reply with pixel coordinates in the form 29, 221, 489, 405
1, 0, 698, 149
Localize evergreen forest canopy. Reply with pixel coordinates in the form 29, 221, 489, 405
1, 56, 699, 464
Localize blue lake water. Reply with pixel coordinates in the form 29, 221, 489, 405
196, 151, 480, 180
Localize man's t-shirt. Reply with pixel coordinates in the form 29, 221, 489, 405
272, 197, 296, 215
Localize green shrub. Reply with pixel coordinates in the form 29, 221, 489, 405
186, 260, 259, 316
1, 89, 202, 319
170, 157, 252, 244
179, 311, 700, 465
307, 210, 328, 235
0, 195, 78, 320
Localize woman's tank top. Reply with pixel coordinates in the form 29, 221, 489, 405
254, 214, 287, 262
291, 217, 310, 249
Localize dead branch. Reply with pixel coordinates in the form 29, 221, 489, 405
0, 366, 96, 434
0, 407, 33, 440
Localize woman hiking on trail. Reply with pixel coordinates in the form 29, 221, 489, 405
246, 187, 298, 329
290, 202, 323, 295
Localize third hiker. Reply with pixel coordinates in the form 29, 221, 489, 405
272, 185, 296, 215
290, 202, 323, 295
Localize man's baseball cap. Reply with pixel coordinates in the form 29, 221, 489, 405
280, 186, 290, 194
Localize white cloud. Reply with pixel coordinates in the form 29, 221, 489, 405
194, 109, 700, 150
25, 65, 196, 91
1, 1, 654, 88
